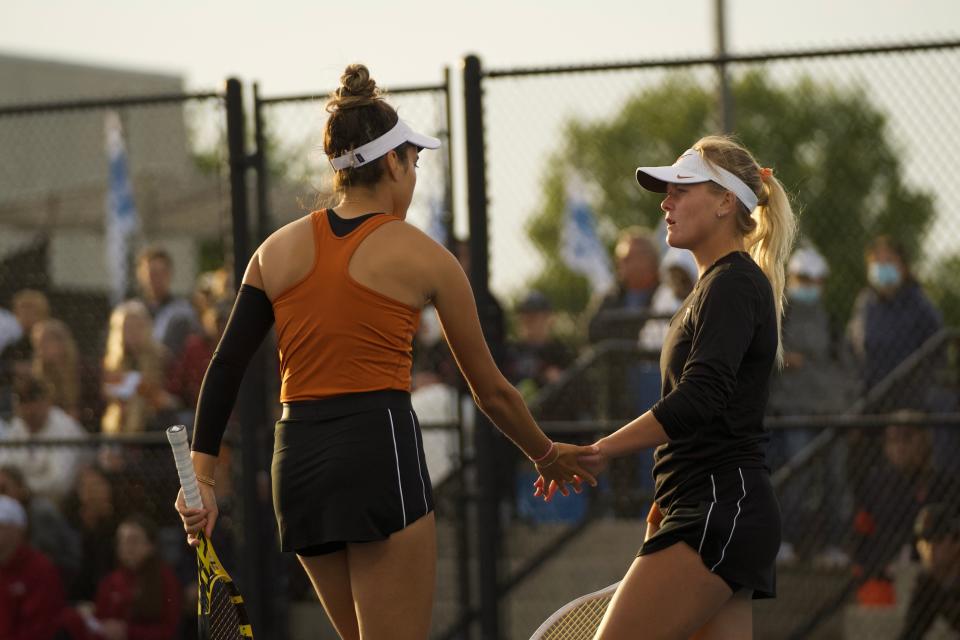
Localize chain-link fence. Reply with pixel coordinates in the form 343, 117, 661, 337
254, 78, 454, 242
0, 434, 247, 638
0, 92, 232, 429
3, 40, 959, 640
0, 89, 267, 637
254, 75, 476, 640
471, 41, 960, 639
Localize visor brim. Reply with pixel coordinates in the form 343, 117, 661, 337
407, 130, 441, 150
635, 166, 711, 193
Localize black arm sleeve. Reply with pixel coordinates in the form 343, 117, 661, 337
191, 284, 275, 455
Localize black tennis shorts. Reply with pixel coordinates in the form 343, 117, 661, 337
271, 389, 434, 556
639, 467, 781, 599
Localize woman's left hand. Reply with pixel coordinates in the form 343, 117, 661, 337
532, 442, 599, 501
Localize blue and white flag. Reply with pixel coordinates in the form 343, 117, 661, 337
104, 111, 139, 304
560, 175, 614, 294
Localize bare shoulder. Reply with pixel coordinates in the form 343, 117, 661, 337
259, 214, 314, 258
253, 213, 316, 298
355, 219, 460, 302
371, 219, 453, 264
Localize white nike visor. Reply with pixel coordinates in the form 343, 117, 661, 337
636, 148, 758, 212
329, 119, 441, 171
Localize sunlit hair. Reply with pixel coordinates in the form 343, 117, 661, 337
103, 300, 156, 372
12, 289, 50, 319
101, 300, 169, 433
31, 319, 80, 414
694, 135, 797, 366
324, 63, 411, 192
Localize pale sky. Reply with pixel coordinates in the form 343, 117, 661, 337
3, 0, 957, 95
3, 0, 959, 296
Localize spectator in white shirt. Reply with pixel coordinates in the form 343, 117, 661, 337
2, 376, 88, 505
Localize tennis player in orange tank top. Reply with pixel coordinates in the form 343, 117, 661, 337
272, 210, 421, 400
175, 64, 598, 640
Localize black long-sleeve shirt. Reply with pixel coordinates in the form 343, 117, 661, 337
651, 251, 777, 510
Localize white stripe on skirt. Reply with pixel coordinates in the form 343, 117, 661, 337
698, 474, 718, 555
387, 409, 407, 527
410, 411, 429, 512
711, 468, 747, 572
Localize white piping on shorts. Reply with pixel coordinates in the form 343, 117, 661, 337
711, 467, 747, 572
698, 474, 718, 555
387, 409, 407, 527
410, 411, 429, 512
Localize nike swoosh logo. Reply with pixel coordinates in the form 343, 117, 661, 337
677, 174, 695, 179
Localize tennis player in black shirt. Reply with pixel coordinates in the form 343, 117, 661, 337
568, 136, 797, 639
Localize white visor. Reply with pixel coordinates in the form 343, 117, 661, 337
636, 148, 758, 212
329, 119, 441, 171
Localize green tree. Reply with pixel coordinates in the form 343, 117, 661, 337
527, 71, 935, 325
927, 253, 960, 328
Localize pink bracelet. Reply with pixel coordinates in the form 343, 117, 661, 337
530, 441, 556, 464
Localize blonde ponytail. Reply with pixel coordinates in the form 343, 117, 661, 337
748, 174, 797, 366
694, 136, 797, 367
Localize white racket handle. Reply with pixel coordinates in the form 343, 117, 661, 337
166, 424, 203, 511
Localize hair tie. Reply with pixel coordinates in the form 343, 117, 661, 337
759, 167, 773, 181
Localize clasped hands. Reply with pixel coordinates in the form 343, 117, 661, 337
532, 441, 609, 502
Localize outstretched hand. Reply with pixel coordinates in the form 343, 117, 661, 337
532, 442, 600, 502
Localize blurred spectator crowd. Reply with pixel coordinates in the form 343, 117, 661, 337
0, 246, 236, 640
411, 229, 960, 635
0, 225, 958, 638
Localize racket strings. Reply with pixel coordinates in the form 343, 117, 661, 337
207, 581, 245, 640
539, 595, 613, 640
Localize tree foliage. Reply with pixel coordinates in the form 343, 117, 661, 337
527, 71, 936, 325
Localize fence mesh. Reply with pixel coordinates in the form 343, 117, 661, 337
0, 94, 248, 637
257, 86, 452, 239
481, 45, 960, 639
256, 82, 469, 638
2, 43, 959, 640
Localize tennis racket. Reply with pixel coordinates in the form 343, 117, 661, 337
167, 424, 254, 640
530, 582, 620, 640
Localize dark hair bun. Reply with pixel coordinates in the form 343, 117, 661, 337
327, 64, 381, 113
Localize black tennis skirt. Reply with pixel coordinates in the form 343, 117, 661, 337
271, 389, 434, 555
639, 467, 781, 599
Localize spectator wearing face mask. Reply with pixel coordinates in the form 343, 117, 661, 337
769, 245, 852, 567
846, 235, 942, 409
770, 245, 851, 415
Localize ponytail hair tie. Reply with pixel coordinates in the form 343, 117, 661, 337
759, 167, 773, 180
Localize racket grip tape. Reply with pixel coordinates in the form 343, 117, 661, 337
166, 424, 203, 511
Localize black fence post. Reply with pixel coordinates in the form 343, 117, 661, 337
252, 82, 271, 243
442, 66, 456, 251
249, 79, 288, 640
462, 53, 501, 640
225, 77, 267, 636
714, 0, 734, 132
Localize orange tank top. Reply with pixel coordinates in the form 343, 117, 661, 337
272, 210, 421, 402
